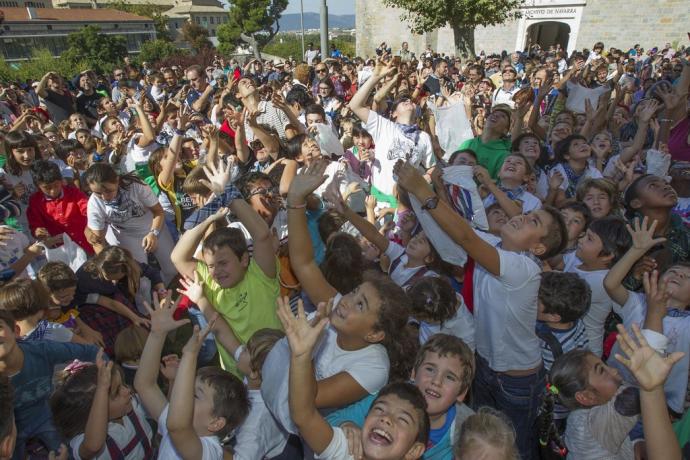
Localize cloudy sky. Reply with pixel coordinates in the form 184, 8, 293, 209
284, 0, 355, 15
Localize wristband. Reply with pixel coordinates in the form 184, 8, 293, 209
286, 202, 307, 210
234, 344, 246, 362
173, 128, 185, 136
149, 229, 160, 237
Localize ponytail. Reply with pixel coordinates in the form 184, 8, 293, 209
536, 383, 567, 457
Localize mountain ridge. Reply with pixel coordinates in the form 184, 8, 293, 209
277, 12, 355, 31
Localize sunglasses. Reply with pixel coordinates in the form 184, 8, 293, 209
316, 68, 327, 73
248, 187, 278, 197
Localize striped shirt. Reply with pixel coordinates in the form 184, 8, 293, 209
538, 320, 589, 372
244, 100, 291, 142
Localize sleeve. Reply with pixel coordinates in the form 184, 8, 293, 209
44, 322, 74, 343
383, 241, 405, 262
498, 250, 541, 289
157, 403, 170, 438
140, 263, 163, 287
76, 188, 89, 216
325, 394, 375, 428
134, 182, 159, 208
75, 269, 117, 305
588, 387, 640, 453
365, 110, 394, 145
46, 341, 100, 366
314, 427, 354, 460
26, 194, 45, 235
86, 195, 106, 231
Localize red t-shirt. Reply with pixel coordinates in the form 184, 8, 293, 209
27, 185, 94, 254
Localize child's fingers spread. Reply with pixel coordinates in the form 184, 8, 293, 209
668, 352, 686, 366
631, 323, 648, 347
614, 353, 631, 369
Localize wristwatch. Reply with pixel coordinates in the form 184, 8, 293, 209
149, 229, 160, 237
421, 195, 439, 211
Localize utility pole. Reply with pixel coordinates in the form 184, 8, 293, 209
319, 0, 328, 60
300, 0, 305, 60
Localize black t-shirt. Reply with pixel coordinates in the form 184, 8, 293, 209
45, 89, 75, 115
76, 91, 101, 120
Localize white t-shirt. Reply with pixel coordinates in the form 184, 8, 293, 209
0, 226, 29, 278
482, 190, 542, 213
0, 168, 35, 230
261, 297, 390, 434
365, 111, 435, 196
564, 264, 620, 358
233, 389, 289, 460
608, 292, 690, 413
565, 81, 610, 114
473, 231, 543, 371
550, 163, 603, 196
70, 398, 153, 460
418, 296, 475, 351
123, 134, 161, 174
384, 241, 438, 289
156, 404, 224, 460
315, 426, 353, 460
87, 181, 158, 236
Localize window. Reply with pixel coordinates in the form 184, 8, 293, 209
175, 22, 179, 29
211, 29, 215, 36
46, 24, 52, 30
195, 17, 200, 24
209, 17, 214, 24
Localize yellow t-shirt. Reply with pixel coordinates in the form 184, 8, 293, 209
196, 258, 282, 376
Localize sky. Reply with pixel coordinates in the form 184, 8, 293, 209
283, 0, 355, 15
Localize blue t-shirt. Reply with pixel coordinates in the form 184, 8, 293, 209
428, 403, 455, 448
11, 341, 99, 435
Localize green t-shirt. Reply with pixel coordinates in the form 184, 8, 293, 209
458, 137, 512, 179
196, 258, 282, 376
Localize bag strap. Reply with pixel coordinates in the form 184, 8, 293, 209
536, 323, 564, 359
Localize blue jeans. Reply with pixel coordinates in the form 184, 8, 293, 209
187, 307, 217, 366
472, 353, 546, 460
13, 411, 64, 460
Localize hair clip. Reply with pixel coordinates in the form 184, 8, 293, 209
63, 359, 92, 375
546, 383, 559, 395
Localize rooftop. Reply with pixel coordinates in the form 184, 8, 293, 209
1, 7, 151, 22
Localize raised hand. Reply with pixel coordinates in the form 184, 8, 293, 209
638, 99, 661, 123
615, 323, 684, 391
181, 319, 216, 356
643, 270, 669, 317
627, 216, 667, 251
177, 271, 205, 305
548, 170, 565, 191
95, 348, 113, 390
159, 354, 180, 381
392, 160, 431, 196
200, 159, 232, 195
143, 291, 189, 335
473, 165, 492, 186
286, 159, 330, 202
276, 296, 328, 358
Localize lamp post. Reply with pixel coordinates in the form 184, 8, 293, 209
300, 0, 305, 59
320, 0, 328, 60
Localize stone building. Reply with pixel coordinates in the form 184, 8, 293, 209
356, 0, 690, 58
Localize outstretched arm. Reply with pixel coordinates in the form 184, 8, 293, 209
348, 56, 396, 123
394, 161, 500, 275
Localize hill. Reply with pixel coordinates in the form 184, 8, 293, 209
277, 12, 355, 31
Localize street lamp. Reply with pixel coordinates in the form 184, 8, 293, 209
320, 0, 328, 59
300, 0, 305, 60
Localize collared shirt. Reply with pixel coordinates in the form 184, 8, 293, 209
243, 100, 291, 142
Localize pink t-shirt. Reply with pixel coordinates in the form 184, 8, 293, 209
669, 117, 690, 161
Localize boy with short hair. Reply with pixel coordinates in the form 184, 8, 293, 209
26, 160, 93, 254
54, 139, 89, 185
477, 153, 542, 215
134, 293, 250, 460
564, 216, 631, 357
327, 333, 475, 459
281, 300, 428, 460
536, 271, 591, 371
560, 201, 592, 254
394, 160, 568, 459
0, 309, 98, 460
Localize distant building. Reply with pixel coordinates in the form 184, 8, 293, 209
0, 7, 155, 61
163, 0, 227, 39
356, 0, 690, 58
51, 0, 175, 8
0, 0, 50, 8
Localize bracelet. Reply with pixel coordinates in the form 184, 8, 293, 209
173, 128, 185, 136
234, 344, 246, 362
286, 202, 307, 210
659, 118, 673, 123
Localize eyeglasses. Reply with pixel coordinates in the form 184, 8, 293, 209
316, 68, 327, 73
319, 86, 330, 91
248, 187, 278, 197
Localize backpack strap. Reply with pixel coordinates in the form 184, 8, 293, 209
389, 254, 430, 289
536, 322, 564, 359
104, 435, 125, 460
119, 410, 152, 458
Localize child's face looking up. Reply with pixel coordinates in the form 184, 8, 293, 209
561, 208, 586, 246
660, 265, 690, 305
577, 354, 622, 407
50, 286, 77, 307
362, 394, 425, 460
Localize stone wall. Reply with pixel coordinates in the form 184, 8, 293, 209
575, 0, 689, 50
356, 0, 690, 58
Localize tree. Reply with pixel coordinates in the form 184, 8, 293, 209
264, 33, 355, 60
182, 21, 213, 52
216, 0, 289, 60
108, 0, 172, 42
139, 39, 183, 65
382, 0, 524, 57
61, 25, 128, 74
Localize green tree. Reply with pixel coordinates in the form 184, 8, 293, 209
0, 49, 90, 81
182, 21, 213, 52
264, 33, 355, 60
139, 39, 183, 65
61, 25, 128, 74
382, 0, 524, 57
216, 0, 289, 60
108, 0, 172, 42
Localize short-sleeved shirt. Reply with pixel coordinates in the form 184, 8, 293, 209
156, 404, 223, 460
365, 111, 435, 196
76, 91, 101, 120
243, 100, 291, 142
457, 137, 511, 179
473, 231, 543, 371
233, 389, 289, 460
384, 241, 438, 289
196, 258, 281, 375
87, 182, 158, 235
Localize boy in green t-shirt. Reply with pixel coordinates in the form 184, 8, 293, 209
171, 165, 281, 375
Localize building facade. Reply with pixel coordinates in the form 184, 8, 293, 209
356, 0, 690, 58
163, 0, 228, 39
0, 7, 155, 61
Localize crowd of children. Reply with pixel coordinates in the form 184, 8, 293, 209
0, 38, 688, 460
